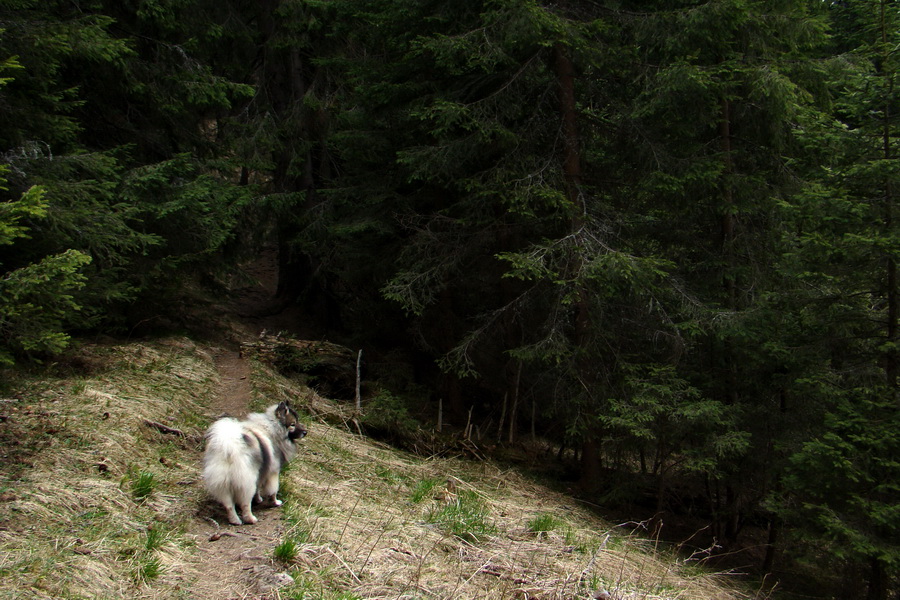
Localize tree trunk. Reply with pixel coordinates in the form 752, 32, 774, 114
580, 438, 602, 492
530, 394, 537, 441
259, 0, 307, 307
441, 371, 465, 421
719, 95, 742, 410
553, 43, 584, 221
552, 39, 589, 343
654, 467, 668, 522
722, 484, 743, 547
762, 519, 778, 574
553, 40, 600, 490
497, 392, 507, 444
259, 0, 336, 319
867, 556, 888, 600
719, 96, 737, 311
839, 560, 866, 599
507, 359, 522, 443
879, 1, 897, 397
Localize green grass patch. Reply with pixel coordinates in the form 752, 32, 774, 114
129, 469, 157, 501
375, 465, 409, 485
274, 538, 300, 563
528, 512, 562, 534
426, 490, 496, 543
134, 555, 163, 583
410, 477, 442, 503
145, 525, 166, 551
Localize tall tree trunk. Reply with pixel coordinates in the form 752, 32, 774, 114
554, 39, 590, 345
259, 0, 334, 317
719, 96, 737, 313
880, 0, 897, 397
581, 438, 602, 490
714, 94, 745, 546
719, 96, 740, 404
259, 0, 304, 305
553, 42, 584, 223
507, 359, 522, 443
867, 556, 888, 600
762, 519, 778, 574
553, 40, 600, 489
437, 289, 465, 419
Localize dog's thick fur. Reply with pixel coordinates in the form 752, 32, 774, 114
203, 401, 307, 525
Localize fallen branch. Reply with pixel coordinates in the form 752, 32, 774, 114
458, 438, 486, 461
143, 420, 185, 437
478, 565, 529, 585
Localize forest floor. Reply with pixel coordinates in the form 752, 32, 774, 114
0, 249, 762, 600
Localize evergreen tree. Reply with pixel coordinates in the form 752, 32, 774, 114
0, 166, 91, 364
0, 0, 255, 346
295, 4, 833, 545
773, 0, 900, 594
1, 0, 895, 592
610, 0, 831, 546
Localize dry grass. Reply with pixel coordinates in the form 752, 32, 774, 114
271, 427, 755, 600
0, 338, 758, 600
0, 338, 215, 599
253, 360, 757, 600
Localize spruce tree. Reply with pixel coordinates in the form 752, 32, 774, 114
773, 0, 900, 594
0, 0, 255, 344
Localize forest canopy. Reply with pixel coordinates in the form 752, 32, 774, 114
0, 0, 897, 597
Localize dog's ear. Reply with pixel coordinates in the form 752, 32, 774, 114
275, 402, 288, 418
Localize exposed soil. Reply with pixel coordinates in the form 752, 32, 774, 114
210, 348, 254, 418
186, 248, 307, 599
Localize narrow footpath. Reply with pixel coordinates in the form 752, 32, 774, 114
186, 248, 307, 599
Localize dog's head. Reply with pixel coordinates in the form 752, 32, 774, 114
275, 401, 308, 441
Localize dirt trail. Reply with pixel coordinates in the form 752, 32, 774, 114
186, 249, 305, 599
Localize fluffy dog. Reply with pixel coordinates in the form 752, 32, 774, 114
203, 401, 307, 525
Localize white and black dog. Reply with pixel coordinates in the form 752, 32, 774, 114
203, 401, 307, 525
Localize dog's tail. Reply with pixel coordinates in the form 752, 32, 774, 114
203, 418, 258, 504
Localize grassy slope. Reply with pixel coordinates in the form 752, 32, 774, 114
0, 337, 756, 600
0, 339, 214, 599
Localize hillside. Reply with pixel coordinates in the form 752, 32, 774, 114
0, 343, 759, 599
3, 3, 898, 596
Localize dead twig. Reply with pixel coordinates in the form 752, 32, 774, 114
143, 419, 185, 437
323, 546, 362, 583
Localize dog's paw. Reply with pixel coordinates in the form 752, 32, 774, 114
242, 514, 258, 524
272, 498, 283, 507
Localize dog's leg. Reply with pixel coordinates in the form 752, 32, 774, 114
238, 503, 257, 524
223, 503, 243, 526
234, 485, 258, 524
259, 472, 282, 506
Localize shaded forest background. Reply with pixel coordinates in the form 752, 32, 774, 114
0, 0, 897, 597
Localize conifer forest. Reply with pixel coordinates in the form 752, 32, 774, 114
0, 1, 898, 597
